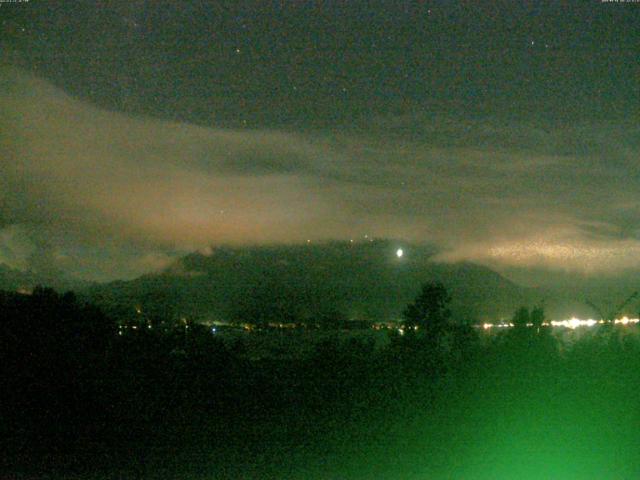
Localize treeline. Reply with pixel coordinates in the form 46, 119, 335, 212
2, 284, 640, 478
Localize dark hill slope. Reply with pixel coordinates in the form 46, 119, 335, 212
85, 241, 533, 323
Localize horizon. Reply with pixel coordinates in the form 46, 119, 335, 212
2, 2, 640, 282
3, 237, 640, 324
3, 3, 640, 476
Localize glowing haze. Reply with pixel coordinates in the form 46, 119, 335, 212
1, 2, 638, 281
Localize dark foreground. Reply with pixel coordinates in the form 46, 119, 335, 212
2, 290, 640, 479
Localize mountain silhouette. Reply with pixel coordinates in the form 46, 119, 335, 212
85, 240, 532, 324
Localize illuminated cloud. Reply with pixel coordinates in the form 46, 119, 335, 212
1, 66, 639, 280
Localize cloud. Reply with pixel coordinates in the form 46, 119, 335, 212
0, 225, 35, 271
1, 65, 639, 280
0, 66, 380, 278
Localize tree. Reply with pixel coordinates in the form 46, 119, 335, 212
403, 282, 452, 341
512, 306, 530, 329
530, 305, 545, 332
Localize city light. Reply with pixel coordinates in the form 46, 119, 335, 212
480, 317, 639, 330
550, 318, 598, 329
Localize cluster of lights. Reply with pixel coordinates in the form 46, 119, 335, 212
117, 323, 153, 335
481, 317, 640, 331
397, 325, 419, 335
482, 323, 514, 330
550, 318, 598, 329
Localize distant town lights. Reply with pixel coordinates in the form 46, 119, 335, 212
480, 317, 639, 330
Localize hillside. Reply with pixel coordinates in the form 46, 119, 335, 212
85, 240, 533, 324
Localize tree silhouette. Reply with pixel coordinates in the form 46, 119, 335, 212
530, 305, 545, 332
0, 287, 117, 452
403, 281, 452, 341
512, 306, 530, 329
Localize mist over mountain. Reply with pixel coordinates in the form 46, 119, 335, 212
5, 239, 637, 322
84, 240, 535, 324
0, 263, 89, 293
498, 265, 640, 320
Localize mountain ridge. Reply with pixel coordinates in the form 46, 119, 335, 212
83, 240, 535, 323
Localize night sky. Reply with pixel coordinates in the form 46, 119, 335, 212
1, 1, 639, 281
